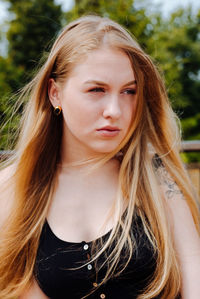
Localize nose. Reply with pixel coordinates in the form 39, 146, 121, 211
102, 94, 121, 120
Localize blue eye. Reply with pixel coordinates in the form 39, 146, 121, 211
89, 87, 104, 92
123, 89, 136, 95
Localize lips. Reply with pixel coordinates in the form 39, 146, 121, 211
97, 126, 120, 137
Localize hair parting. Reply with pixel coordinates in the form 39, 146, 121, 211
0, 15, 199, 299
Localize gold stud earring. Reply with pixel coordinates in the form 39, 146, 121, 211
54, 106, 62, 116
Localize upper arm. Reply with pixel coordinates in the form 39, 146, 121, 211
20, 279, 49, 299
155, 163, 200, 256
155, 162, 200, 298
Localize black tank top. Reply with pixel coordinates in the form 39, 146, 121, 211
34, 214, 170, 298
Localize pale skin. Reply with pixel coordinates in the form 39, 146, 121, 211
156, 165, 200, 298
20, 46, 137, 298
0, 47, 199, 298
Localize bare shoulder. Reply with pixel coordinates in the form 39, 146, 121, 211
152, 155, 194, 213
153, 155, 200, 257
152, 155, 184, 201
0, 163, 16, 181
0, 164, 16, 228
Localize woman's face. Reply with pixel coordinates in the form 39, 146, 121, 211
49, 47, 138, 160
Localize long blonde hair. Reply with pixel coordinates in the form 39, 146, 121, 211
0, 15, 199, 299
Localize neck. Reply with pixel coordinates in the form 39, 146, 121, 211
59, 130, 120, 176
58, 155, 120, 178
60, 135, 116, 170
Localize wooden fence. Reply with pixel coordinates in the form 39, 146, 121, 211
1, 141, 200, 196
181, 141, 200, 197
187, 163, 200, 198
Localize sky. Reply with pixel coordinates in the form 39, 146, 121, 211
55, 0, 200, 17
0, 0, 200, 21
148, 0, 200, 17
0, 0, 199, 55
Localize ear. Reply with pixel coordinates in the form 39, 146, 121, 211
48, 78, 61, 108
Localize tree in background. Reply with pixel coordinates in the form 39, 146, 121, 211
0, 0, 199, 161
66, 0, 156, 49
0, 0, 63, 149
6, 0, 63, 76
147, 8, 200, 161
149, 8, 200, 139
58, 0, 200, 162
169, 10, 200, 141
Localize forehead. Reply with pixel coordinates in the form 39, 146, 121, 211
69, 47, 135, 84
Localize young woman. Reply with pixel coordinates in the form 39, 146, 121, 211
0, 15, 200, 299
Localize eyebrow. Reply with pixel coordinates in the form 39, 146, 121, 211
83, 80, 137, 87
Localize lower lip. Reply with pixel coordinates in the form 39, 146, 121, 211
97, 129, 120, 137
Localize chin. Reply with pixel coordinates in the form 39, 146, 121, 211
86, 140, 122, 155
93, 146, 120, 154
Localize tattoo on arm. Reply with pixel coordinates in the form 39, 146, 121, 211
152, 155, 184, 200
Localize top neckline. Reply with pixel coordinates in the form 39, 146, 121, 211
44, 220, 113, 246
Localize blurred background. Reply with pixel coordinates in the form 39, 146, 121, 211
0, 0, 200, 165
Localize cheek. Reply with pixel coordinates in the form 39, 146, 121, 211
124, 99, 138, 126
61, 96, 97, 131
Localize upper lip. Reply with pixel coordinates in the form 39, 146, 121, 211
97, 126, 120, 131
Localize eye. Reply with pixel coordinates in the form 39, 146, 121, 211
88, 87, 105, 93
123, 89, 137, 95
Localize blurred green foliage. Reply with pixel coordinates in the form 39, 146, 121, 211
0, 0, 63, 149
0, 0, 199, 161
